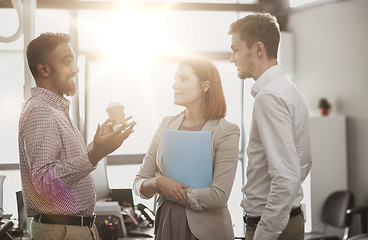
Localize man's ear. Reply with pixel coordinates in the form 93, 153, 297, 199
36, 63, 50, 77
255, 42, 265, 57
202, 80, 210, 93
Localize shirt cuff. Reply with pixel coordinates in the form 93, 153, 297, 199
253, 224, 282, 240
187, 188, 203, 210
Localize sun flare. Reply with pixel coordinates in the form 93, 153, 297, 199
99, 1, 182, 72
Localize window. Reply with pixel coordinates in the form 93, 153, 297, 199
0, 9, 70, 165
82, 8, 245, 235
0, 8, 70, 220
81, 9, 242, 151
289, 0, 319, 8
1, 3, 260, 236
0, 9, 25, 165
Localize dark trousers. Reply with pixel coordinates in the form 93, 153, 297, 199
245, 213, 304, 240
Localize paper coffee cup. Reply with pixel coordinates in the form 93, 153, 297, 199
106, 102, 125, 131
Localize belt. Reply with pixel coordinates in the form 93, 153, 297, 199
243, 206, 302, 228
33, 214, 96, 228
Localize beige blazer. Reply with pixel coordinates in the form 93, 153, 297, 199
133, 112, 240, 240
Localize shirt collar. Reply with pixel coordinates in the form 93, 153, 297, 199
31, 87, 70, 111
251, 65, 283, 97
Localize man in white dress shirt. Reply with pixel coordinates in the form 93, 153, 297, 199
228, 13, 312, 240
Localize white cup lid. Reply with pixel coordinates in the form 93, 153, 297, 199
106, 101, 123, 111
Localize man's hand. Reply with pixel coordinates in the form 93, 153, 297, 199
100, 119, 113, 136
88, 119, 136, 166
100, 116, 133, 136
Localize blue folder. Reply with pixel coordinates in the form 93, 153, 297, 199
162, 129, 213, 189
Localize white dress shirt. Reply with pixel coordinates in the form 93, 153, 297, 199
241, 65, 312, 240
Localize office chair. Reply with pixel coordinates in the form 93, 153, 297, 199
16, 191, 27, 235
348, 234, 368, 240
0, 176, 5, 212
345, 205, 368, 240
305, 190, 355, 240
0, 220, 15, 240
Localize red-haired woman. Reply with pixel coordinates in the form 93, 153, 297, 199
133, 58, 240, 240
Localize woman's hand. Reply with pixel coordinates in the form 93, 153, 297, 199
155, 173, 189, 207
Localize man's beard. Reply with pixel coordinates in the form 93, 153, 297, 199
51, 71, 77, 96
63, 80, 77, 96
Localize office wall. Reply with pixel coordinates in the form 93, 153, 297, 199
287, 0, 368, 233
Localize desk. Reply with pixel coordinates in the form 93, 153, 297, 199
7, 229, 153, 240
1, 231, 31, 240
3, 222, 154, 240
11, 229, 153, 240
119, 227, 154, 240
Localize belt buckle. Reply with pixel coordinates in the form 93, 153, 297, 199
244, 214, 251, 224
89, 214, 96, 228
244, 214, 260, 227
244, 214, 253, 222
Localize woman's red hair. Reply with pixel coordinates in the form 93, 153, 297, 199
179, 58, 227, 119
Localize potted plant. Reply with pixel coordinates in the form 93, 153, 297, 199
318, 98, 331, 116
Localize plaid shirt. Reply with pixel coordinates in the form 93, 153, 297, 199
18, 87, 96, 216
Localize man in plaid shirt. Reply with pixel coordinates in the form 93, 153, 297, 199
18, 32, 136, 240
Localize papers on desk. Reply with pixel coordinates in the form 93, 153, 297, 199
162, 129, 213, 190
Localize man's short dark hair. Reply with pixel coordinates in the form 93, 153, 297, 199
229, 13, 280, 59
26, 32, 70, 79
